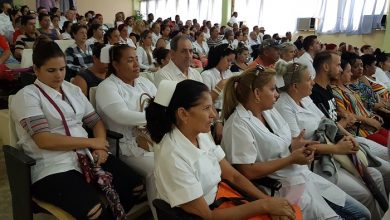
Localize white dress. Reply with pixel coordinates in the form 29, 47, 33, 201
222, 104, 347, 219
155, 127, 225, 207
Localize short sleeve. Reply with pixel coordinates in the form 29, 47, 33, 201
156, 156, 203, 207
11, 87, 44, 122
222, 119, 257, 164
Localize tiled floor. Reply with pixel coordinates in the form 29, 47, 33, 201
0, 143, 153, 220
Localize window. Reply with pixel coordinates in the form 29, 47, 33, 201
140, 0, 222, 24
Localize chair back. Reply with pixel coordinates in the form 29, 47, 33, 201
20, 49, 33, 68
89, 87, 97, 109
55, 39, 75, 52
8, 95, 18, 147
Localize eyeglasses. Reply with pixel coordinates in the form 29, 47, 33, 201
250, 65, 265, 90
284, 62, 301, 86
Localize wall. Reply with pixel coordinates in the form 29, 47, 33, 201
296, 30, 385, 50
77, 0, 133, 25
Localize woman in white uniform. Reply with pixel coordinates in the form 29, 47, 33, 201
11, 41, 143, 219
221, 66, 370, 219
145, 79, 300, 220
201, 43, 235, 112
95, 44, 158, 219
274, 61, 388, 220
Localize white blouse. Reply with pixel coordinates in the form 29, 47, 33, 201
201, 67, 233, 110
274, 93, 324, 139
136, 46, 156, 71
155, 127, 225, 207
11, 80, 93, 183
192, 40, 209, 56
222, 104, 346, 219
96, 74, 157, 157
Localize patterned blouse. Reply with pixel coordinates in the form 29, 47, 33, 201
347, 80, 378, 112
332, 84, 374, 137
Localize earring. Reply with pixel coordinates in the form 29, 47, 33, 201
255, 98, 261, 103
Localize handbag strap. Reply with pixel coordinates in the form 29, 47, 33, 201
139, 92, 152, 112
34, 84, 71, 136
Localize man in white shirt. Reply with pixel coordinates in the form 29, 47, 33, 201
151, 22, 161, 47
296, 35, 321, 79
154, 35, 202, 87
228, 12, 238, 25
248, 31, 260, 51
0, 2, 14, 43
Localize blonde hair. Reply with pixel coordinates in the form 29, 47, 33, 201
222, 67, 275, 121
275, 61, 307, 92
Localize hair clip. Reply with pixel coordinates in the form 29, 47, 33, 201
254, 65, 265, 76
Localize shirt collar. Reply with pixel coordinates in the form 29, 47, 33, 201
109, 74, 142, 87
34, 79, 63, 99
168, 127, 205, 165
167, 60, 188, 77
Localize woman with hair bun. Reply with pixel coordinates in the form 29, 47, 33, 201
146, 79, 302, 220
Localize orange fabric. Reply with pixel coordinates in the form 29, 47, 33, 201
214, 181, 302, 220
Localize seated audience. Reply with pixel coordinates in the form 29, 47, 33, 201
0, 34, 19, 64
65, 24, 93, 79
207, 26, 223, 48
61, 21, 73, 40
202, 44, 235, 112
192, 31, 209, 67
37, 13, 61, 40
104, 28, 121, 45
154, 35, 203, 86
136, 30, 157, 72
14, 15, 40, 60
72, 42, 107, 97
296, 35, 321, 79
146, 79, 301, 220
230, 46, 249, 72
118, 24, 136, 48
95, 44, 158, 219
344, 52, 390, 133
153, 47, 170, 69
86, 23, 104, 46
10, 41, 143, 219
221, 66, 370, 219
275, 61, 389, 219
374, 52, 390, 87
248, 39, 280, 69
278, 42, 296, 63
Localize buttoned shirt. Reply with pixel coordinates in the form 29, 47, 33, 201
155, 127, 225, 207
11, 79, 95, 183
154, 60, 203, 86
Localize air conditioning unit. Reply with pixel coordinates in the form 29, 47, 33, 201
297, 18, 316, 31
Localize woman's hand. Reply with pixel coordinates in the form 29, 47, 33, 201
91, 137, 109, 151
363, 117, 381, 130
216, 79, 228, 91
289, 147, 314, 165
290, 130, 319, 151
92, 149, 109, 165
335, 136, 358, 154
260, 198, 295, 220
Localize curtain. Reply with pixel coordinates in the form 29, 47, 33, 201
315, 0, 388, 34
234, 0, 388, 35
140, 0, 222, 24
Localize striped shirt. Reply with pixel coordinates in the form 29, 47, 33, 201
65, 43, 93, 73
331, 84, 374, 137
